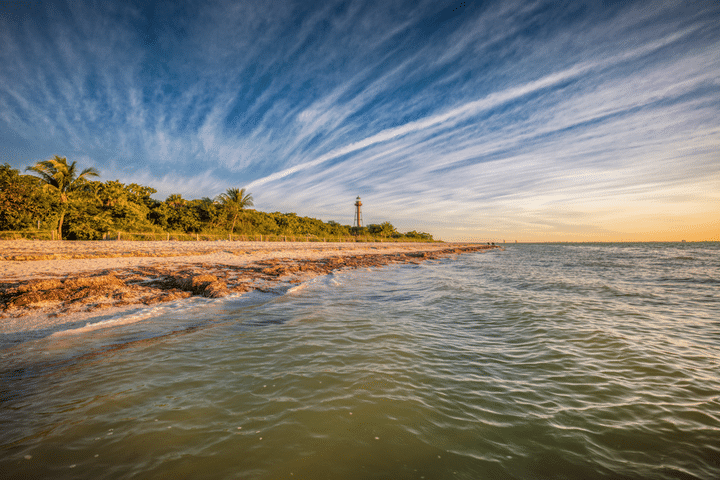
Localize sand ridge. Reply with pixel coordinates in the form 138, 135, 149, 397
0, 240, 458, 280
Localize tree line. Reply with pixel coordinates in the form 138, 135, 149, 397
0, 156, 434, 242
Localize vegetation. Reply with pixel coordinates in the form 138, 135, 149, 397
216, 187, 254, 233
0, 164, 58, 232
24, 156, 100, 239
0, 159, 435, 242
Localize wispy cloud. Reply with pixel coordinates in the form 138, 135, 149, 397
0, 0, 718, 240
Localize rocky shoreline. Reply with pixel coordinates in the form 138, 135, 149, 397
1, 243, 500, 324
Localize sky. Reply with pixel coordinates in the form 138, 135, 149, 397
1, 0, 718, 242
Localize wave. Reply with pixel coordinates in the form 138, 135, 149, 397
50, 306, 166, 336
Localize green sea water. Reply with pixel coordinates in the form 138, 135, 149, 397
1, 243, 719, 479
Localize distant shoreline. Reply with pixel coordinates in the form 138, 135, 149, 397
0, 241, 500, 333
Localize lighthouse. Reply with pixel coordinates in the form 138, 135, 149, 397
353, 196, 363, 228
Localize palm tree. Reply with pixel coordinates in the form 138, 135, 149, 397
26, 155, 100, 239
215, 187, 253, 234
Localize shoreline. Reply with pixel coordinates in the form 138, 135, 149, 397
1, 241, 500, 333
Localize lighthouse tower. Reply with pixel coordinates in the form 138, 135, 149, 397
353, 196, 363, 228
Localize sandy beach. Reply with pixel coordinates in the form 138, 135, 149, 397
1, 240, 497, 333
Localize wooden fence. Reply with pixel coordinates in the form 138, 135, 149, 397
0, 230, 434, 243
0, 230, 57, 240
113, 231, 418, 243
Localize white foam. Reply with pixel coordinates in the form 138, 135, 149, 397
50, 306, 164, 336
287, 283, 309, 294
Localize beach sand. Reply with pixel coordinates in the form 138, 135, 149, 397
1, 240, 497, 333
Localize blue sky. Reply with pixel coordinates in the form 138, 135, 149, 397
1, 0, 718, 241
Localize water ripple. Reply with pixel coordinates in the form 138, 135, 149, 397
1, 243, 719, 479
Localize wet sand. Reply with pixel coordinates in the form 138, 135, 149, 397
1, 240, 498, 332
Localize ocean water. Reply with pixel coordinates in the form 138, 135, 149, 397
1, 243, 719, 479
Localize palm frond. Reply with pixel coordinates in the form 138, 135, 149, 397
25, 155, 101, 196
79, 167, 100, 179
25, 165, 60, 189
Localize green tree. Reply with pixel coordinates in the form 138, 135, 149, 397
25, 155, 99, 239
149, 194, 202, 233
272, 212, 299, 235
404, 230, 434, 241
326, 220, 350, 237
350, 226, 368, 236
0, 164, 57, 231
63, 193, 109, 240
197, 197, 223, 229
165, 194, 186, 208
71, 180, 158, 238
368, 222, 397, 239
216, 188, 254, 233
